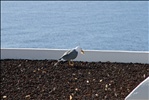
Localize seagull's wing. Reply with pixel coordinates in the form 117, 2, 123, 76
59, 49, 72, 60
54, 49, 72, 66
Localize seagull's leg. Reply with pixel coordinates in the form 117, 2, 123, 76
71, 61, 74, 66
68, 60, 74, 66
68, 60, 71, 66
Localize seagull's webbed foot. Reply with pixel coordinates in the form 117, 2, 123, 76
68, 60, 74, 66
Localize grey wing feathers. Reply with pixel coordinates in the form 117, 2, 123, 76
59, 49, 72, 60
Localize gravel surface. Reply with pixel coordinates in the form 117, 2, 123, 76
1, 59, 149, 100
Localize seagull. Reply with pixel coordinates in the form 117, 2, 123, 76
54, 46, 84, 66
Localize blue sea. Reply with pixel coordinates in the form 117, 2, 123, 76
1, 1, 149, 51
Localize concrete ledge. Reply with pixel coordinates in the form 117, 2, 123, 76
1, 48, 149, 64
125, 77, 149, 100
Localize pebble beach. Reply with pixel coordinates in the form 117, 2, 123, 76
1, 59, 149, 100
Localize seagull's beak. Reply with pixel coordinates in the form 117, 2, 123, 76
81, 49, 84, 54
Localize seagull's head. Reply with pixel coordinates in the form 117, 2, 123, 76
75, 46, 84, 54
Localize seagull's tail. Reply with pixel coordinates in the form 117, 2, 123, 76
54, 59, 61, 66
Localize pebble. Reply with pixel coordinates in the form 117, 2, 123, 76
95, 94, 98, 97
143, 74, 146, 78
74, 78, 77, 80
69, 95, 72, 100
75, 88, 78, 91
3, 96, 7, 99
105, 84, 108, 88
86, 80, 89, 83
25, 95, 30, 98
99, 79, 103, 82
72, 73, 76, 76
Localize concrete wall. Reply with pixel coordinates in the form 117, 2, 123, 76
1, 48, 149, 64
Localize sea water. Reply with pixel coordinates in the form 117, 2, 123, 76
1, 1, 148, 51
